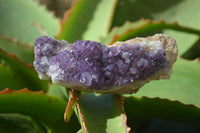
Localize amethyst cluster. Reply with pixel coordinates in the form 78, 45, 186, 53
34, 36, 170, 90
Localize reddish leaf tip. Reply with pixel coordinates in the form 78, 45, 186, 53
159, 19, 164, 23
0, 48, 34, 70
173, 21, 178, 25
0, 88, 44, 95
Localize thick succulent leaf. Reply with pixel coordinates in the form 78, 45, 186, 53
47, 84, 69, 101
0, 0, 59, 63
101, 19, 200, 49
0, 48, 48, 91
138, 118, 200, 133
56, 0, 118, 42
0, 36, 34, 64
124, 96, 200, 126
182, 38, 200, 60
0, 0, 59, 43
101, 19, 146, 44
0, 114, 46, 133
76, 93, 130, 133
81, 0, 118, 41
0, 64, 35, 90
123, 58, 200, 125
0, 89, 80, 133
126, 59, 200, 107
111, 0, 200, 54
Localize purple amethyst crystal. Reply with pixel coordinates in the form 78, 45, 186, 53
33, 36, 69, 79
34, 36, 170, 91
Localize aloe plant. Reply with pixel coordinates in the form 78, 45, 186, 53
1, 0, 200, 132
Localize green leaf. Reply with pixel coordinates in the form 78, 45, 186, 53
124, 96, 200, 125
56, 0, 118, 42
0, 0, 59, 63
0, 114, 46, 133
47, 84, 69, 101
0, 48, 48, 91
0, 64, 35, 90
0, 36, 34, 64
138, 118, 200, 133
101, 19, 200, 50
122, 58, 200, 126
126, 59, 200, 108
76, 94, 130, 133
0, 89, 80, 133
101, 19, 147, 44
0, 0, 59, 43
182, 38, 200, 60
111, 0, 200, 54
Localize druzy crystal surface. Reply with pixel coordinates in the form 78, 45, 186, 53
34, 36, 170, 90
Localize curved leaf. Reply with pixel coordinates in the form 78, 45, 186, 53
0, 89, 80, 133
0, 64, 34, 90
0, 0, 59, 43
0, 48, 48, 91
0, 35, 34, 64
101, 19, 200, 50
76, 93, 130, 133
101, 19, 147, 44
124, 96, 200, 125
140, 118, 200, 133
182, 38, 200, 60
0, 114, 45, 133
56, 0, 118, 42
126, 59, 200, 108
0, 0, 59, 63
47, 84, 69, 100
111, 0, 200, 54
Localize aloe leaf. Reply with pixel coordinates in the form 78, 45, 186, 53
182, 38, 200, 60
139, 118, 200, 133
81, 0, 118, 41
0, 114, 46, 133
0, 0, 59, 64
76, 94, 130, 133
123, 58, 200, 125
101, 19, 147, 44
124, 97, 200, 125
0, 64, 35, 90
101, 20, 200, 51
56, 0, 118, 42
47, 84, 69, 100
0, 89, 80, 133
0, 48, 48, 91
124, 96, 200, 126
0, 0, 59, 43
125, 59, 200, 107
111, 0, 200, 54
0, 35, 34, 64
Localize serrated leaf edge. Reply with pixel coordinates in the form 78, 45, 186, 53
107, 19, 200, 45
0, 47, 34, 70
0, 34, 33, 49
0, 88, 43, 95
127, 95, 200, 111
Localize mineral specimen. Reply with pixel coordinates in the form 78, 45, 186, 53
33, 34, 178, 94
